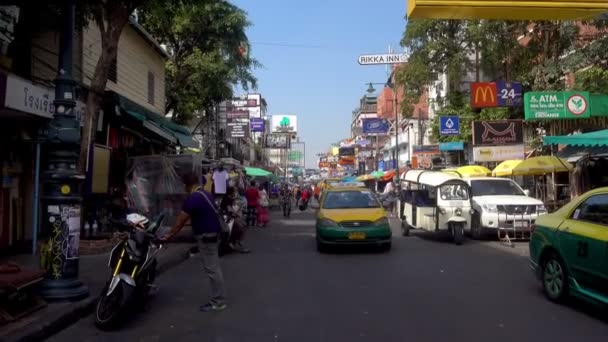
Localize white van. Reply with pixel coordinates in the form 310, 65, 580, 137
463, 177, 547, 239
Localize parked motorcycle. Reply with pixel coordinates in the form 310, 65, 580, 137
95, 213, 164, 329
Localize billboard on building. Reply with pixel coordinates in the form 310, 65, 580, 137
271, 115, 297, 133
362, 118, 390, 135
472, 120, 523, 146
227, 118, 249, 138
265, 134, 290, 148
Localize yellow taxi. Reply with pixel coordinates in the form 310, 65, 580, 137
311, 183, 392, 252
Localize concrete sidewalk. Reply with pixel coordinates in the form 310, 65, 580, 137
0, 233, 195, 342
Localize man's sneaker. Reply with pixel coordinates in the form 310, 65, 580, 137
200, 303, 227, 312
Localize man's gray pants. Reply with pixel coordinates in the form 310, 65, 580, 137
196, 235, 227, 305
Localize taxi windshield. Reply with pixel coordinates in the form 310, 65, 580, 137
322, 190, 381, 209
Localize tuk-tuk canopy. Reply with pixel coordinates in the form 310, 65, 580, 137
402, 170, 464, 187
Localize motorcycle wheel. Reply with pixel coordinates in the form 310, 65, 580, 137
95, 281, 128, 330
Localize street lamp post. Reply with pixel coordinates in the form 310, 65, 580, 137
38, 0, 88, 301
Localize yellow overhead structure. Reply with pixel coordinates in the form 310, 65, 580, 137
407, 0, 608, 20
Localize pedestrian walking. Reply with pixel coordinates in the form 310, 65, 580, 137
220, 186, 251, 253
160, 173, 227, 312
257, 184, 270, 227
212, 164, 230, 201
245, 180, 259, 226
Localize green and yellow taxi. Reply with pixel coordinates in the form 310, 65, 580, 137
529, 187, 608, 305
312, 183, 392, 252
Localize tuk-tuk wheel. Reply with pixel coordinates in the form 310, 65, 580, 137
452, 223, 464, 245
401, 221, 410, 237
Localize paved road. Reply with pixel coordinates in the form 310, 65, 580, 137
49, 211, 608, 342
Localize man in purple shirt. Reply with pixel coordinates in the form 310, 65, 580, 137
161, 173, 227, 312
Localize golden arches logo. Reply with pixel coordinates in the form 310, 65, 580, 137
475, 86, 495, 103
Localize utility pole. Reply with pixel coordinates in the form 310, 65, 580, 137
38, 0, 88, 301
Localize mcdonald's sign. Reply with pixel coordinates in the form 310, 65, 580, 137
471, 82, 498, 108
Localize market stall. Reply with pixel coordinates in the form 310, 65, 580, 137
544, 129, 608, 199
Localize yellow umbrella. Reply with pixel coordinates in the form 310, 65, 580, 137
457, 165, 492, 177
493, 156, 572, 177
513, 156, 572, 176
492, 160, 523, 177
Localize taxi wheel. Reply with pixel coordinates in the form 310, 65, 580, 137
316, 240, 328, 253
401, 221, 410, 237
542, 252, 568, 302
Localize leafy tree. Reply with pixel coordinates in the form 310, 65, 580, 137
138, 0, 258, 124
79, 1, 150, 173
572, 66, 608, 93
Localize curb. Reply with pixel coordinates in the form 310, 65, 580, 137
5, 244, 194, 342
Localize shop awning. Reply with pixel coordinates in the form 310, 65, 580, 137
544, 129, 608, 147
555, 145, 608, 162
111, 92, 198, 148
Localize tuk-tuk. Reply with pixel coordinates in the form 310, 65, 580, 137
397, 170, 472, 245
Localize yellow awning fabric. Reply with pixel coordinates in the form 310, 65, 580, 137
444, 165, 492, 177
493, 156, 572, 177
407, 0, 608, 20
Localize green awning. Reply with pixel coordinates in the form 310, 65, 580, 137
245, 167, 272, 177
114, 93, 196, 147
544, 129, 608, 147
174, 132, 199, 148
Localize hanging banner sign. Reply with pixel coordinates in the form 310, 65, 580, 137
226, 118, 249, 138
473, 144, 525, 162
471, 81, 523, 108
250, 117, 265, 132
524, 91, 590, 120
472, 120, 523, 146
496, 81, 523, 107
358, 53, 407, 65
439, 116, 460, 136
362, 118, 390, 135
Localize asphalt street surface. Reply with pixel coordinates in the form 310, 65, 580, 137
49, 210, 608, 342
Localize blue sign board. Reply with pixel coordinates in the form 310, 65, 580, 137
439, 141, 464, 151
250, 117, 265, 132
496, 81, 523, 107
439, 116, 460, 136
362, 118, 390, 135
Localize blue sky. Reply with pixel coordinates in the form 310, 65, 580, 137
232, 0, 407, 168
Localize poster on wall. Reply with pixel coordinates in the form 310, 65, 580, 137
43, 204, 81, 279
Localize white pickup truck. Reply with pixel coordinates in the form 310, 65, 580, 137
463, 177, 547, 239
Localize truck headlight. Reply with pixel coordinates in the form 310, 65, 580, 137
537, 205, 548, 214
482, 203, 498, 213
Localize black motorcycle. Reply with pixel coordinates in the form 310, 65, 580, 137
95, 213, 164, 329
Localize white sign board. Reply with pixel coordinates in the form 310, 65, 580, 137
358, 53, 407, 65
473, 144, 525, 162
271, 115, 297, 133
5, 74, 86, 121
